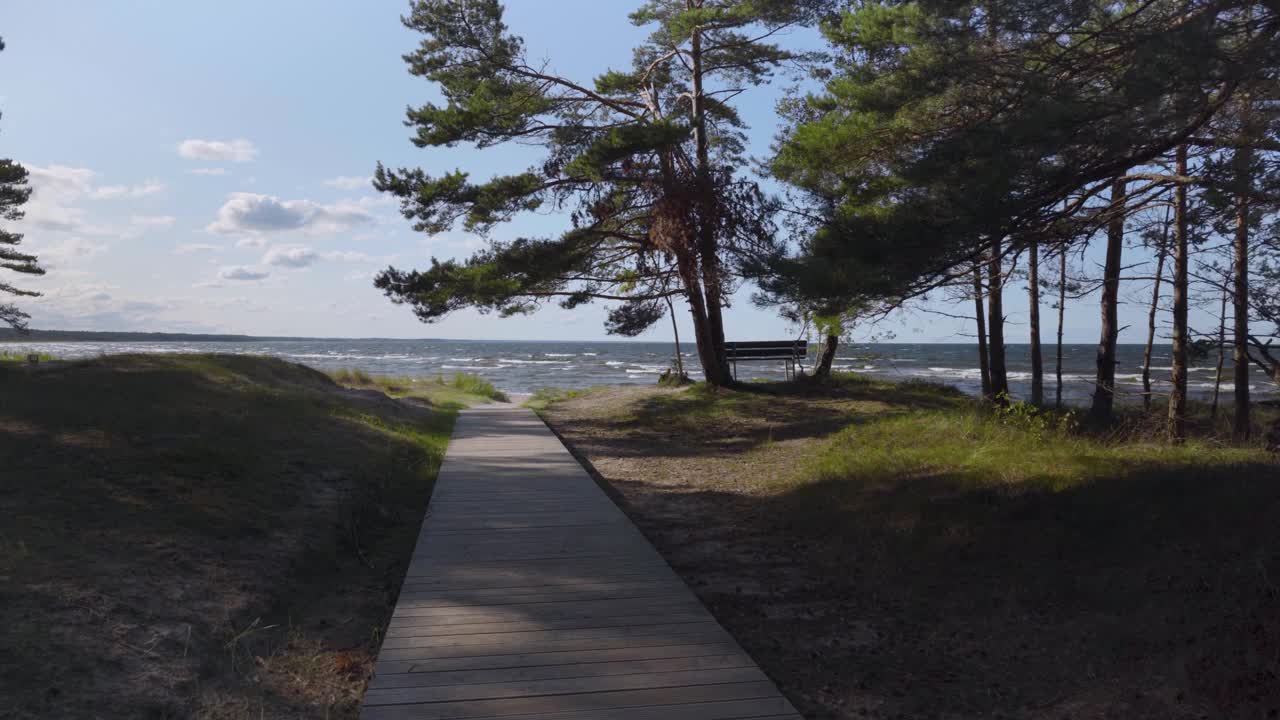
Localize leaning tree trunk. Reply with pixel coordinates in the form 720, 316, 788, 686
1141, 209, 1169, 411
687, 26, 732, 387
1168, 145, 1190, 443
1028, 241, 1044, 406
1090, 176, 1126, 423
665, 294, 685, 378
675, 252, 728, 386
1231, 144, 1253, 442
1056, 246, 1067, 410
973, 260, 992, 398
1212, 284, 1227, 421
987, 237, 1009, 400
814, 333, 839, 379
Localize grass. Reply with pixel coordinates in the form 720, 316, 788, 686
0, 353, 485, 718
0, 349, 54, 363
524, 386, 595, 411
809, 403, 1269, 493
330, 368, 509, 405
535, 373, 1280, 719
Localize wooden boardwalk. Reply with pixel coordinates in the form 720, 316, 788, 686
361, 403, 801, 719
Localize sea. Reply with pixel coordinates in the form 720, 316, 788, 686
2, 338, 1273, 404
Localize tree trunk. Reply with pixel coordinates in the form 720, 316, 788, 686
973, 260, 992, 398
688, 25, 732, 386
1028, 242, 1044, 406
987, 237, 1009, 400
1056, 246, 1067, 410
1090, 176, 1126, 423
1231, 146, 1253, 442
815, 333, 839, 379
675, 253, 726, 386
1141, 207, 1169, 411
665, 294, 684, 378
1168, 145, 1190, 443
1212, 284, 1227, 421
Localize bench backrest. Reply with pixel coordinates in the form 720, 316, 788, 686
724, 340, 808, 361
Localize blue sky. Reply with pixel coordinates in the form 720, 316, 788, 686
2, 1, 1202, 343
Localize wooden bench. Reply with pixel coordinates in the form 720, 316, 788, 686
725, 340, 808, 381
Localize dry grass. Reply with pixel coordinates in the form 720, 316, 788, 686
538, 375, 1280, 720
330, 368, 509, 404
0, 354, 487, 719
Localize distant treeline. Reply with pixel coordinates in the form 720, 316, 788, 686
0, 329, 285, 342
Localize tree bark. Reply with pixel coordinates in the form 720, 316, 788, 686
973, 261, 992, 398
688, 23, 731, 386
1212, 284, 1227, 421
674, 251, 723, 386
1028, 242, 1044, 406
987, 237, 1009, 400
665, 293, 685, 378
1231, 144, 1253, 442
1090, 176, 1126, 423
815, 333, 839, 378
1141, 208, 1169, 411
1056, 246, 1067, 410
1168, 145, 1190, 443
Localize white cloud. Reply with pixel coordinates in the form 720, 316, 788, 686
131, 215, 177, 227
323, 175, 372, 190
21, 164, 167, 235
187, 167, 228, 176
263, 245, 318, 268
36, 237, 109, 265
322, 250, 369, 263
90, 181, 165, 199
207, 192, 374, 235
219, 265, 270, 281
177, 139, 258, 163
26, 164, 95, 198
21, 281, 194, 331
175, 243, 220, 254
235, 236, 265, 248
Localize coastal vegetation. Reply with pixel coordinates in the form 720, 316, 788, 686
330, 367, 509, 403
535, 376, 1280, 718
373, 0, 1280, 445
0, 354, 496, 718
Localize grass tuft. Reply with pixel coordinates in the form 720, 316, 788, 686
0, 350, 54, 363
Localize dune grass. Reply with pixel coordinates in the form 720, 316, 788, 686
535, 373, 1280, 718
329, 368, 508, 405
0, 354, 464, 718
524, 386, 595, 411
0, 349, 54, 363
808, 403, 1270, 493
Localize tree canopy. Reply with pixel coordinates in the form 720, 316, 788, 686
0, 37, 44, 330
374, 0, 827, 384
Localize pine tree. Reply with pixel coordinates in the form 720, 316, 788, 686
0, 38, 44, 330
372, 0, 824, 385
768, 1, 1277, 389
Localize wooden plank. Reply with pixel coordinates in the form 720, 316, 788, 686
724, 340, 808, 349
375, 641, 746, 675
359, 682, 788, 719
367, 654, 755, 690
375, 626, 733, 662
361, 404, 800, 719
363, 697, 799, 720
362, 667, 770, 705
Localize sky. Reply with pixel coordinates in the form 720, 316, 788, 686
1, 1, 1205, 344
